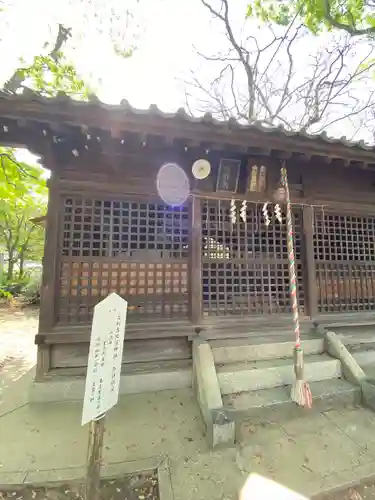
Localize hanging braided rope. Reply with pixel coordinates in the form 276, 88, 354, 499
281, 164, 312, 409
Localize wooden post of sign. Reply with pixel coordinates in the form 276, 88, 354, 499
81, 293, 128, 500
85, 416, 106, 500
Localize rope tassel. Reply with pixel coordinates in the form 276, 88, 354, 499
281, 164, 312, 408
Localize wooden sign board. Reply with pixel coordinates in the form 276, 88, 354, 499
82, 293, 128, 425
216, 158, 241, 192
239, 473, 309, 500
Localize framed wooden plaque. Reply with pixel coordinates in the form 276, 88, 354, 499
216, 158, 241, 192
246, 162, 267, 193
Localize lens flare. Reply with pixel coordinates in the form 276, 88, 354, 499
156, 163, 190, 206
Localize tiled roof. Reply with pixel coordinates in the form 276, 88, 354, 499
0, 90, 374, 155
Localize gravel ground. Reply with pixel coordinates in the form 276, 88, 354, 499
0, 472, 159, 500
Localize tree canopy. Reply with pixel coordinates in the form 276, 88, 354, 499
247, 0, 375, 36
0, 150, 47, 281
2, 23, 91, 98
0, 0, 140, 98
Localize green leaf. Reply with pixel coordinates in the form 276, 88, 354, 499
246, 0, 375, 37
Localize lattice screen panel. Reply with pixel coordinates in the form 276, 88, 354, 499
201, 199, 305, 316
59, 196, 189, 323
314, 212, 375, 312
62, 197, 189, 258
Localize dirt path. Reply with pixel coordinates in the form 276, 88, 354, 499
0, 307, 38, 374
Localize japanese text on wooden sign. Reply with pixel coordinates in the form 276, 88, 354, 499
82, 293, 128, 425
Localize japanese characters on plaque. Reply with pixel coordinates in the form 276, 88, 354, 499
82, 293, 128, 425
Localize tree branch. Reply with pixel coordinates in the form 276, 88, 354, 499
0, 153, 38, 185
201, 0, 257, 120
3, 24, 72, 94
323, 0, 375, 36
183, 4, 375, 138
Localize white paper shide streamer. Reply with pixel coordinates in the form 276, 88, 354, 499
262, 202, 270, 226
240, 200, 247, 223
274, 204, 282, 223
230, 199, 236, 225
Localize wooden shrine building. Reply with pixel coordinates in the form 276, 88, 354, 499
1, 91, 375, 389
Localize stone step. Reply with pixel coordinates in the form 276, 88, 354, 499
29, 360, 192, 403
199, 322, 314, 341
345, 343, 375, 374
352, 349, 375, 367
217, 353, 341, 394
222, 378, 361, 423
340, 333, 375, 347
344, 345, 375, 380
211, 338, 324, 365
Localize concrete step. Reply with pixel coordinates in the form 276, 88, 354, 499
346, 342, 375, 362
217, 353, 341, 394
344, 343, 375, 379
222, 378, 361, 423
211, 338, 324, 365
340, 333, 375, 347
352, 349, 375, 368
29, 360, 192, 403
199, 322, 314, 341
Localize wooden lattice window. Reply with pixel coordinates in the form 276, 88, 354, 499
62, 197, 189, 258
201, 199, 304, 316
314, 212, 375, 312
58, 196, 189, 324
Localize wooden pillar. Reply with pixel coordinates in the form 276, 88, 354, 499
189, 195, 203, 325
36, 174, 61, 379
303, 205, 318, 319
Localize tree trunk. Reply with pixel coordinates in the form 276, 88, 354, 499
6, 257, 14, 282
19, 253, 25, 279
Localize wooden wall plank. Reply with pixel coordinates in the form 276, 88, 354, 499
39, 175, 61, 332
58, 155, 375, 210
50, 338, 191, 369
36, 172, 61, 380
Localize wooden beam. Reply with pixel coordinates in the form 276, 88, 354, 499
36, 172, 61, 379
322, 156, 333, 164
249, 147, 271, 156
295, 153, 312, 163
271, 149, 293, 159
189, 195, 203, 324
38, 177, 61, 320
110, 126, 123, 139
302, 205, 318, 319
